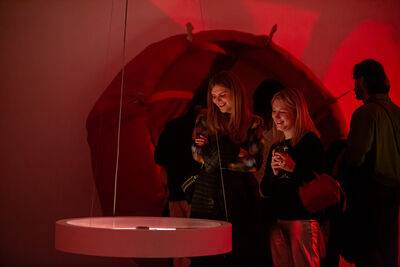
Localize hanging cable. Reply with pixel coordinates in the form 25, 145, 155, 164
113, 0, 129, 216
197, 0, 229, 221
215, 132, 229, 221
198, 0, 206, 31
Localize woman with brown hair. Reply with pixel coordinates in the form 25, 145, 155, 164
190, 71, 265, 266
261, 87, 326, 267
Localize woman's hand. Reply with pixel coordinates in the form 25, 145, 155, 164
271, 149, 282, 175
271, 149, 296, 175
194, 134, 208, 147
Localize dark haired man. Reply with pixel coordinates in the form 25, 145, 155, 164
342, 59, 400, 267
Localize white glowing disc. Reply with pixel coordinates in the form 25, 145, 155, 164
55, 216, 232, 258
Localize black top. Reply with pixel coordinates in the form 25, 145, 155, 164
261, 131, 326, 220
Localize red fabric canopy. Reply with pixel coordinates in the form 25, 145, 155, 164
87, 30, 347, 216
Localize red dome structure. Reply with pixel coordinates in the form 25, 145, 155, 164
87, 29, 347, 216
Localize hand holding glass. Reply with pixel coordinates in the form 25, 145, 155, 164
274, 145, 289, 178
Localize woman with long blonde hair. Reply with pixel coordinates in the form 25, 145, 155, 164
261, 87, 325, 267
190, 71, 265, 266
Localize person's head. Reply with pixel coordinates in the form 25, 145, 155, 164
271, 87, 319, 145
353, 59, 390, 101
206, 70, 251, 143
187, 86, 207, 115
253, 79, 284, 128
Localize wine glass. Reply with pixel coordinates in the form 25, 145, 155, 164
275, 144, 289, 178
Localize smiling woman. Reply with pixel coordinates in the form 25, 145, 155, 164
272, 99, 296, 139
261, 87, 325, 267
211, 85, 233, 114
190, 71, 266, 266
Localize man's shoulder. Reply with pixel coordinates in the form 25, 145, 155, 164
360, 100, 400, 114
352, 103, 377, 118
351, 100, 400, 126
386, 101, 400, 116
162, 117, 184, 132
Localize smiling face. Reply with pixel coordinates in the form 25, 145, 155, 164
272, 99, 296, 139
211, 84, 233, 114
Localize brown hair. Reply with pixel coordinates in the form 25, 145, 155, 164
271, 87, 319, 146
206, 71, 252, 143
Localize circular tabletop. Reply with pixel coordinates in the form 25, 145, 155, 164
55, 216, 232, 258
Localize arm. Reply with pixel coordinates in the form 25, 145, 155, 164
227, 117, 265, 172
344, 108, 375, 167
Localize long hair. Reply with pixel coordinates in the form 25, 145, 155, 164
271, 87, 319, 146
206, 71, 252, 143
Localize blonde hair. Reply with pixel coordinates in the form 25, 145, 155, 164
206, 71, 252, 143
271, 87, 319, 146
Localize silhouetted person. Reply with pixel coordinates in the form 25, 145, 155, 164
341, 59, 400, 267
154, 90, 206, 267
155, 110, 202, 205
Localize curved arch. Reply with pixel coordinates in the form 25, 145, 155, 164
87, 30, 347, 216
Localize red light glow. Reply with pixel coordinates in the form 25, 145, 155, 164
324, 21, 400, 129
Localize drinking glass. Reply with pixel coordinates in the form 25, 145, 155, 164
275, 145, 289, 178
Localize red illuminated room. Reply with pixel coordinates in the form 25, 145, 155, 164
1, 1, 399, 266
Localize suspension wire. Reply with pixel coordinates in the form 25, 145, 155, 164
198, 0, 229, 221
198, 0, 206, 30
112, 0, 129, 216
216, 132, 229, 221
90, 0, 115, 219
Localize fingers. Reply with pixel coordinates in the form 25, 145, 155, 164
276, 155, 295, 172
270, 155, 282, 176
274, 152, 286, 159
271, 152, 283, 166
274, 152, 289, 164
271, 152, 295, 173
272, 168, 280, 176
194, 135, 208, 146
271, 159, 282, 168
